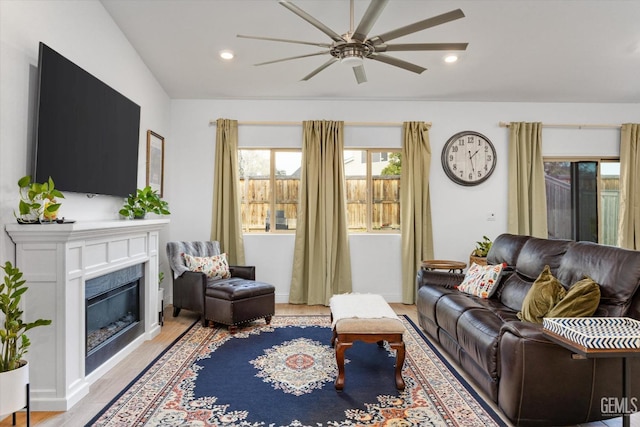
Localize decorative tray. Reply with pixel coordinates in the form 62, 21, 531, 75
543, 317, 640, 349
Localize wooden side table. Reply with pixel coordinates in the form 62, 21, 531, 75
543, 318, 640, 427
421, 259, 466, 274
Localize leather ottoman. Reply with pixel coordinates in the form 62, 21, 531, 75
204, 278, 275, 333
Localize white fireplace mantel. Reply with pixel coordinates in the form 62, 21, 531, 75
5, 218, 169, 411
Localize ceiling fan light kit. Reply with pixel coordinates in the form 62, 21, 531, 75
238, 0, 469, 84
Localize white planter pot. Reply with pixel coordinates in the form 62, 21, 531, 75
0, 361, 29, 417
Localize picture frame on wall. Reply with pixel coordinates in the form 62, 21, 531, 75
146, 130, 165, 197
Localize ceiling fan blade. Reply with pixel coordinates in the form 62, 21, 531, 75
352, 0, 389, 42
369, 9, 465, 45
301, 58, 338, 81
237, 34, 331, 48
255, 51, 329, 66
377, 42, 468, 52
370, 53, 426, 74
353, 64, 367, 84
279, 0, 345, 43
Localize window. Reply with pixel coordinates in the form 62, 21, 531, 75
544, 159, 619, 244
345, 150, 401, 232
238, 149, 301, 232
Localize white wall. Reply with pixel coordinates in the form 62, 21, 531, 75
169, 99, 639, 303
1, 1, 638, 306
0, 1, 171, 275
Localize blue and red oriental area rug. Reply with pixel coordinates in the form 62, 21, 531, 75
87, 315, 506, 426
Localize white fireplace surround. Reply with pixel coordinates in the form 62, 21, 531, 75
5, 219, 169, 411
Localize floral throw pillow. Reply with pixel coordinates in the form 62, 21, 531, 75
456, 262, 506, 299
183, 252, 231, 280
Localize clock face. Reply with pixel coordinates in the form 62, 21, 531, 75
441, 131, 496, 186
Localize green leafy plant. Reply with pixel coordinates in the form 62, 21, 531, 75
0, 261, 52, 372
471, 235, 493, 257
15, 176, 64, 223
119, 186, 170, 219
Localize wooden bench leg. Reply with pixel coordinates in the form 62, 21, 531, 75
389, 340, 406, 390
334, 338, 352, 391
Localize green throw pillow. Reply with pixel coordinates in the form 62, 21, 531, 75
518, 265, 567, 323
546, 277, 600, 318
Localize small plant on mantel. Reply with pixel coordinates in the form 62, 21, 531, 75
119, 186, 170, 219
15, 175, 65, 223
0, 261, 52, 372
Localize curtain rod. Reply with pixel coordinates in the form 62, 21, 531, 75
499, 121, 622, 129
209, 120, 431, 127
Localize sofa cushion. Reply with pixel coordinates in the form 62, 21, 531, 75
457, 263, 506, 298
556, 242, 640, 317
515, 238, 574, 281
183, 252, 231, 280
546, 277, 601, 318
487, 233, 531, 267
518, 265, 566, 323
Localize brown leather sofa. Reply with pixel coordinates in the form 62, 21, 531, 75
417, 233, 640, 426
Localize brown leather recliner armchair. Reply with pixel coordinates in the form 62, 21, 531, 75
166, 241, 253, 317
166, 241, 274, 332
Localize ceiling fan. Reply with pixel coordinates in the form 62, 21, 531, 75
237, 0, 468, 84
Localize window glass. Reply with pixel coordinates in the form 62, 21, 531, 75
274, 151, 301, 231
599, 161, 620, 245
239, 150, 271, 232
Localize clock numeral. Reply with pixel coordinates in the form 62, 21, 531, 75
449, 154, 454, 162
484, 164, 488, 171
468, 172, 473, 180
467, 136, 474, 143
452, 164, 457, 171
478, 171, 482, 178
459, 171, 464, 178
485, 145, 489, 151
452, 146, 458, 153
458, 139, 465, 146
487, 155, 492, 162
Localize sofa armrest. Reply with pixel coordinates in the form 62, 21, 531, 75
173, 270, 207, 314
500, 320, 550, 344
416, 268, 465, 290
229, 265, 256, 280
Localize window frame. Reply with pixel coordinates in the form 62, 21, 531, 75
345, 148, 401, 234
239, 148, 301, 233
543, 155, 620, 244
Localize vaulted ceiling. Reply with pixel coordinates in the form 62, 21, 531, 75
100, 0, 640, 103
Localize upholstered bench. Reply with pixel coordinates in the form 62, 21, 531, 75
329, 293, 406, 390
204, 278, 275, 334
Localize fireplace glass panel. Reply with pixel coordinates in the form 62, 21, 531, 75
86, 281, 140, 355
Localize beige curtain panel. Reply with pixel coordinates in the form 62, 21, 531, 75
618, 123, 640, 250
400, 122, 434, 304
289, 120, 352, 306
507, 122, 548, 238
211, 118, 246, 265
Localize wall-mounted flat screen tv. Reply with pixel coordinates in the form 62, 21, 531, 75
34, 42, 140, 198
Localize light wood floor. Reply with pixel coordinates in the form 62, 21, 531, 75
0, 303, 419, 427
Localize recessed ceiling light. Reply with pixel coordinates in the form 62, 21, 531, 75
444, 55, 458, 63
219, 50, 234, 60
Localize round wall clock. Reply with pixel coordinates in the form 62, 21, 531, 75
441, 131, 497, 186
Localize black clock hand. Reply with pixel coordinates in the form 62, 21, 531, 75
468, 150, 475, 172
469, 149, 480, 159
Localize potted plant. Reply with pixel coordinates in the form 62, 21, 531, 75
470, 235, 492, 266
119, 186, 170, 219
15, 176, 64, 224
0, 261, 52, 417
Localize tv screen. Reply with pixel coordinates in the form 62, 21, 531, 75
34, 42, 140, 198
